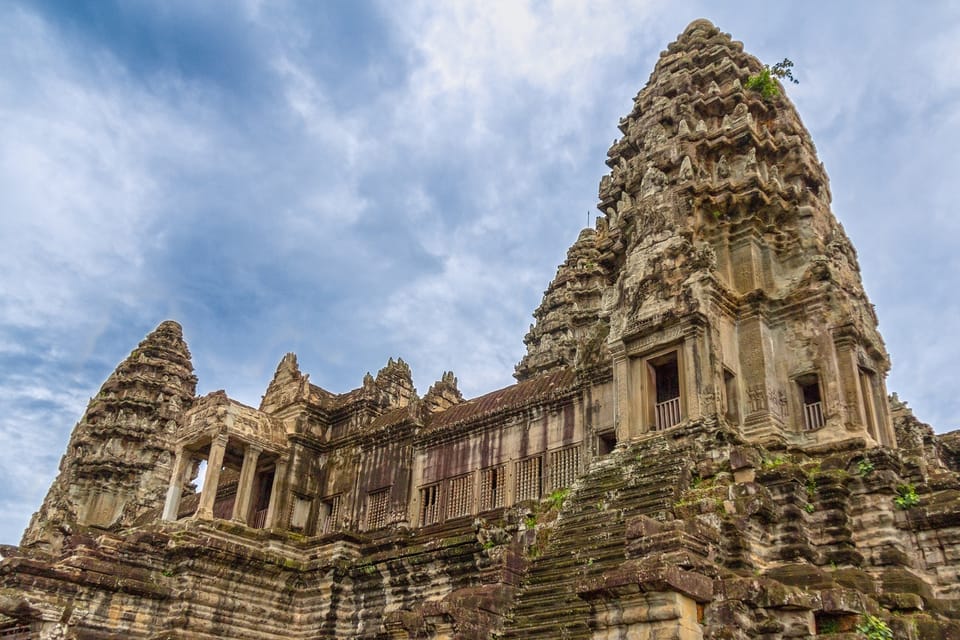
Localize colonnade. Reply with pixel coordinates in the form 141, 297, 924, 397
162, 433, 287, 529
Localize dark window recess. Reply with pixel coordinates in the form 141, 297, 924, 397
798, 375, 825, 430
653, 357, 680, 402
800, 380, 821, 405
420, 484, 441, 526
651, 352, 682, 430
598, 431, 617, 456
723, 368, 739, 424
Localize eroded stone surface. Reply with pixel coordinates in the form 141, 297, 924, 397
20, 321, 196, 555
3, 18, 959, 640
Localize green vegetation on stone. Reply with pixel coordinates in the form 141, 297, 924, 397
762, 456, 786, 469
546, 488, 571, 510
856, 614, 893, 640
894, 483, 920, 510
745, 58, 798, 100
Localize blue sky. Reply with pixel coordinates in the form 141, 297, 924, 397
1, 1, 958, 544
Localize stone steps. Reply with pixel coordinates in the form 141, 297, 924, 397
499, 436, 693, 639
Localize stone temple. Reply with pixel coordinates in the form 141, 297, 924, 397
3, 19, 960, 640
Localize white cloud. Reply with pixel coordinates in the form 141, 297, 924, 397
375, 251, 541, 396
0, 9, 215, 333
386, 0, 668, 152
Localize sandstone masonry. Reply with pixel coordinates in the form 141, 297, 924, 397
2, 19, 959, 640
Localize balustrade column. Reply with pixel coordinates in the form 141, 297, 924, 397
264, 459, 288, 529
162, 447, 191, 521
232, 444, 262, 524
196, 433, 229, 519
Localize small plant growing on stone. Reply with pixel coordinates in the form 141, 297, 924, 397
856, 614, 893, 640
547, 488, 571, 510
745, 58, 798, 100
857, 459, 875, 476
804, 503, 815, 514
762, 456, 786, 469
894, 484, 920, 510
524, 514, 538, 529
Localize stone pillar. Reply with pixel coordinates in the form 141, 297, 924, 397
681, 336, 698, 422
232, 444, 262, 524
504, 456, 517, 507
611, 344, 632, 441
739, 310, 784, 441
265, 458, 289, 529
471, 468, 482, 515
591, 590, 703, 640
162, 447, 191, 521
729, 231, 763, 294
834, 337, 866, 432
579, 565, 712, 640
196, 433, 229, 520
876, 377, 897, 448
407, 449, 425, 525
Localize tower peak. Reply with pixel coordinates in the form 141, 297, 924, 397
520, 19, 893, 450
682, 18, 718, 35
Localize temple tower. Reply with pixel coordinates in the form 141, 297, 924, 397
520, 19, 895, 450
21, 321, 197, 552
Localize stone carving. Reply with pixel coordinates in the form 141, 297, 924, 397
18, 320, 196, 554
679, 155, 694, 181
2, 18, 959, 640
640, 165, 669, 198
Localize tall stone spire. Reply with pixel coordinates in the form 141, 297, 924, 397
515, 228, 608, 381
519, 19, 895, 449
21, 321, 197, 552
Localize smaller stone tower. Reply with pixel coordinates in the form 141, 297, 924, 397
21, 321, 196, 552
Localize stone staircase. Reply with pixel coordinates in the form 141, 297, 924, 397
499, 433, 695, 639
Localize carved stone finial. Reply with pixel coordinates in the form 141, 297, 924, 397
424, 371, 464, 413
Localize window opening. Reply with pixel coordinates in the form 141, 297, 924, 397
366, 488, 390, 530
597, 431, 617, 456
447, 474, 472, 519
250, 469, 274, 529
651, 352, 681, 430
479, 466, 505, 511
319, 495, 341, 534
516, 456, 543, 502
419, 483, 442, 526
799, 375, 825, 430
550, 446, 580, 491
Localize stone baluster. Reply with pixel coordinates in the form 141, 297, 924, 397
232, 444, 262, 524
162, 447, 191, 521
196, 433, 229, 519
264, 459, 288, 529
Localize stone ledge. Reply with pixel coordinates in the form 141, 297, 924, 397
577, 562, 713, 603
